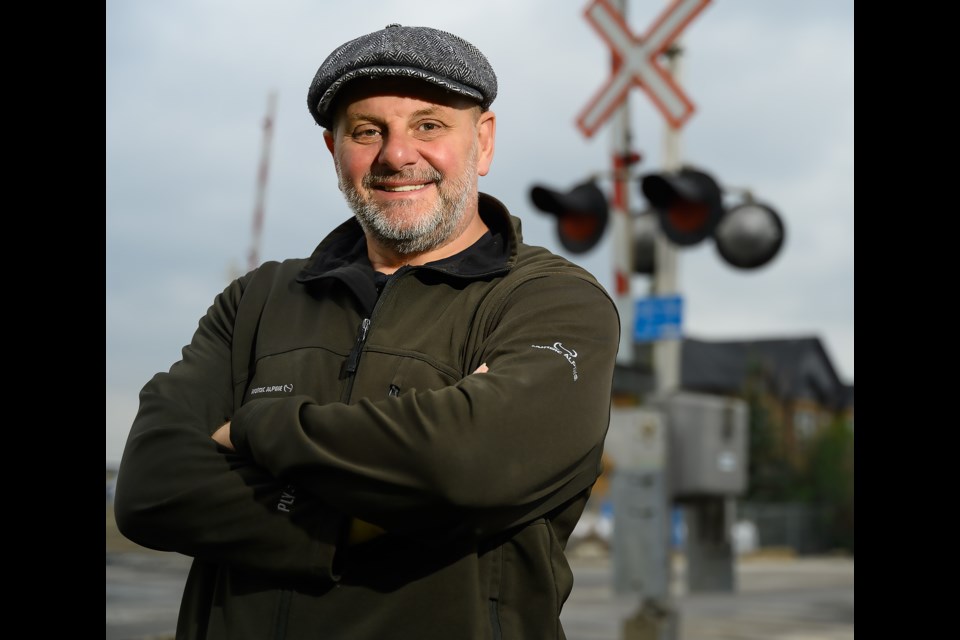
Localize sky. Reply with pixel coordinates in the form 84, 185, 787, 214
106, 0, 854, 465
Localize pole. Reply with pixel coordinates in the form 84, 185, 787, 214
619, 8, 679, 640
620, 33, 684, 640
248, 91, 277, 273
610, 0, 634, 367
652, 36, 738, 601
652, 45, 682, 393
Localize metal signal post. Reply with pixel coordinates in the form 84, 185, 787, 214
610, 0, 637, 367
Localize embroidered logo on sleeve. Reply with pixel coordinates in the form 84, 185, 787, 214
531, 342, 579, 381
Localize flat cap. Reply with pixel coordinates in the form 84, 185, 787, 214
307, 24, 498, 129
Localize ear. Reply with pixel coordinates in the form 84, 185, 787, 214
323, 129, 336, 157
475, 111, 496, 177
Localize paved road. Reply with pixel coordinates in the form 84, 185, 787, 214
561, 551, 854, 640
106, 550, 853, 640
106, 552, 191, 640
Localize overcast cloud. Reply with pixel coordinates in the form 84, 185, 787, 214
106, 0, 854, 464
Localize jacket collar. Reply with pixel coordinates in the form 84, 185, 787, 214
297, 192, 520, 283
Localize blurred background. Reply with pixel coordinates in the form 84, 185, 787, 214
107, 1, 853, 637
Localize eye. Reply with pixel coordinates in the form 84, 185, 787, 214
412, 120, 447, 140
351, 126, 382, 142
416, 119, 447, 138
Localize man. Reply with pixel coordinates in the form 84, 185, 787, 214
115, 23, 620, 640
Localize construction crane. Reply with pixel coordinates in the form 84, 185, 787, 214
247, 91, 278, 273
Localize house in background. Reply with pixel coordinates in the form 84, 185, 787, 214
612, 332, 854, 476
604, 334, 854, 555
679, 336, 853, 464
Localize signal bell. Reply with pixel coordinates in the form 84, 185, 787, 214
530, 180, 609, 254
714, 201, 785, 269
640, 167, 724, 247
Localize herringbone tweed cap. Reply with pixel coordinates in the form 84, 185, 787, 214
308, 24, 497, 129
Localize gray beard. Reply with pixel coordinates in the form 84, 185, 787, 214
337, 143, 478, 256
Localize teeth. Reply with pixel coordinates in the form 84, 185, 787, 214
382, 184, 426, 192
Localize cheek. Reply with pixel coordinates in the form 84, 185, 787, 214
336, 151, 372, 183
425, 146, 469, 177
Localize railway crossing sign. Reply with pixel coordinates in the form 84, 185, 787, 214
634, 294, 683, 342
576, 0, 712, 138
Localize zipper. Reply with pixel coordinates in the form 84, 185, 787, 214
273, 589, 292, 640
340, 268, 407, 402
487, 544, 504, 640
340, 317, 370, 402
344, 318, 371, 376
488, 599, 503, 640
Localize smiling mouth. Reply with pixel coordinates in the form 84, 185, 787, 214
376, 183, 431, 193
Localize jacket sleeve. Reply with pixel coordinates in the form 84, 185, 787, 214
113, 268, 344, 581
229, 272, 620, 540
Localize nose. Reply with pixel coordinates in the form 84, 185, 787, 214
377, 131, 419, 171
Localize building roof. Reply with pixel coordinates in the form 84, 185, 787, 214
680, 336, 852, 411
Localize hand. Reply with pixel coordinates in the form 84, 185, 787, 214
347, 518, 386, 546
211, 421, 235, 451
473, 362, 489, 374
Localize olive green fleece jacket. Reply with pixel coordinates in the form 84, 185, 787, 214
114, 193, 620, 640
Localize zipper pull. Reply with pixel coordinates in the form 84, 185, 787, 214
343, 318, 371, 376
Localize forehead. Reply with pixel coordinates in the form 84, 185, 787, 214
331, 77, 479, 123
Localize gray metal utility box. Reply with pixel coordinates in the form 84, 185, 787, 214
656, 392, 748, 498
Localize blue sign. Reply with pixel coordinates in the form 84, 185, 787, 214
634, 294, 683, 342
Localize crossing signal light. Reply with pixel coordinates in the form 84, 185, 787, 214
713, 200, 785, 270
530, 179, 609, 254
640, 167, 724, 247
529, 167, 785, 270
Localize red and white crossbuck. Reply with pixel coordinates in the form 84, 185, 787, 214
576, 0, 712, 138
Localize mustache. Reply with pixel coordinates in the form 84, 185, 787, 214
362, 168, 443, 189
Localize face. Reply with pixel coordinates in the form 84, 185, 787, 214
324, 79, 496, 256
